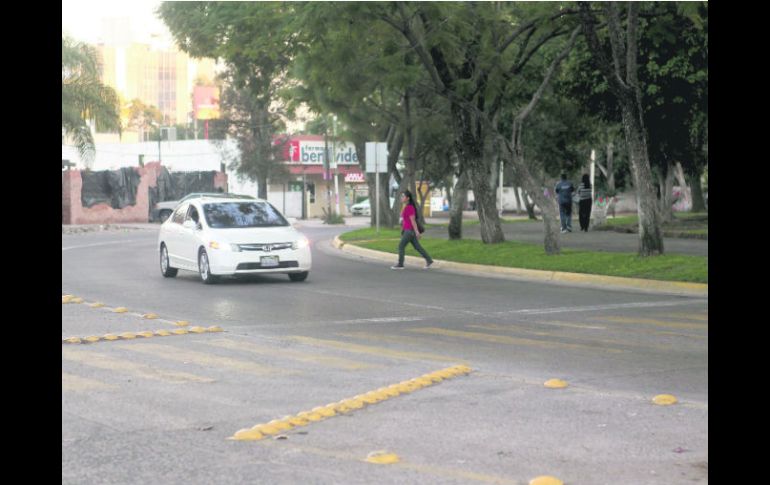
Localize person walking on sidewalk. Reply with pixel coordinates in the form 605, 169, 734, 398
555, 173, 575, 233
391, 190, 434, 270
577, 173, 592, 232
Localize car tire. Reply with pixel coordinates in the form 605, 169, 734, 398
159, 210, 173, 223
288, 271, 309, 282
160, 244, 178, 277
198, 248, 219, 284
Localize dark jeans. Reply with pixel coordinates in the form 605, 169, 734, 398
579, 199, 592, 231
559, 202, 573, 231
397, 230, 433, 266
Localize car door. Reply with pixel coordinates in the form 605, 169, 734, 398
180, 204, 203, 267
165, 203, 189, 269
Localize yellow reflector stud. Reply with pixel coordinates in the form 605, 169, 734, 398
155, 329, 171, 336
84, 336, 101, 343
365, 451, 400, 465
312, 406, 336, 417
172, 329, 189, 335
103, 334, 119, 341
207, 326, 224, 332
652, 394, 678, 406
529, 476, 563, 485
119, 332, 137, 340
230, 428, 265, 441
71, 297, 83, 304
89, 302, 105, 308
189, 326, 207, 333
63, 337, 82, 344
113, 307, 128, 313
143, 313, 158, 319
137, 331, 154, 338
544, 379, 568, 389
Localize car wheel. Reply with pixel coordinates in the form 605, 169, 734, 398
160, 244, 178, 277
159, 210, 173, 223
288, 271, 309, 282
198, 249, 218, 284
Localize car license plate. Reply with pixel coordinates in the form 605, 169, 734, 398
261, 256, 279, 267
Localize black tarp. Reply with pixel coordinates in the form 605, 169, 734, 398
81, 167, 142, 209
147, 168, 220, 217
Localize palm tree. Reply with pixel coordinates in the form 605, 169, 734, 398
62, 36, 121, 163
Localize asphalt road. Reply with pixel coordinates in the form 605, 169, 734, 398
62, 225, 708, 484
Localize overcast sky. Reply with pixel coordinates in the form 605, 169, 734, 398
62, 0, 171, 44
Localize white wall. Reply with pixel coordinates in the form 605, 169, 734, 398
62, 139, 259, 197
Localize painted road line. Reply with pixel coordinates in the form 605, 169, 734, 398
597, 316, 706, 330
62, 240, 144, 251
119, 343, 296, 377
62, 348, 214, 383
229, 364, 473, 442
409, 327, 626, 354
496, 300, 707, 315
205, 338, 378, 370
61, 372, 117, 392
289, 336, 463, 363
467, 323, 677, 351
658, 312, 709, 322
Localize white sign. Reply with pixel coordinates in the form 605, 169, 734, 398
365, 142, 388, 173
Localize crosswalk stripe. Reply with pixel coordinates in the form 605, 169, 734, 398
289, 336, 462, 363
409, 327, 625, 353
62, 348, 213, 383
205, 338, 377, 370
61, 372, 116, 391
597, 316, 706, 330
118, 343, 296, 376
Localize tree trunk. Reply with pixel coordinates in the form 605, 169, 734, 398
448, 171, 468, 240
522, 190, 537, 220
688, 168, 706, 212
657, 160, 676, 223
622, 100, 665, 255
514, 186, 523, 215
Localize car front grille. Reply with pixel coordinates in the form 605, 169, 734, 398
237, 242, 294, 252
236, 261, 299, 270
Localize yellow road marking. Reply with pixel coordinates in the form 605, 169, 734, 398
469, 323, 677, 351
61, 372, 116, 392
119, 343, 296, 376
409, 327, 625, 354
597, 316, 706, 330
658, 312, 708, 322
206, 338, 377, 370
289, 336, 463, 363
62, 348, 213, 383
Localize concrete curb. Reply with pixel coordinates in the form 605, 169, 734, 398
332, 236, 707, 298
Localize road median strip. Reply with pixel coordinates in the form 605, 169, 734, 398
229, 364, 473, 441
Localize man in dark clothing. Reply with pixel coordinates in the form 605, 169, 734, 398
554, 173, 575, 233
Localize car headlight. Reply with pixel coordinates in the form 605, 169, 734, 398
209, 241, 239, 251
293, 237, 310, 250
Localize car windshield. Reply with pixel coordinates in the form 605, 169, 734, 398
202, 202, 289, 228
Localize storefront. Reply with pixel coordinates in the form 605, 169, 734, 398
267, 135, 366, 218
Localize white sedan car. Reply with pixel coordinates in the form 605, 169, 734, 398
157, 196, 311, 284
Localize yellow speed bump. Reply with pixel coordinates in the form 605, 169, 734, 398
84, 336, 101, 343
229, 428, 266, 441
143, 313, 158, 319
62, 294, 74, 303
89, 302, 105, 308
529, 476, 563, 485
652, 394, 678, 406
544, 379, 569, 389
103, 334, 119, 341
155, 329, 171, 337
171, 329, 189, 335
113, 307, 128, 313
207, 326, 224, 332
229, 364, 473, 442
189, 326, 207, 333
365, 451, 400, 465
63, 337, 82, 344
70, 297, 84, 304
119, 332, 137, 340
137, 331, 155, 338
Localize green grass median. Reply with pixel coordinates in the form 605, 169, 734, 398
339, 228, 707, 284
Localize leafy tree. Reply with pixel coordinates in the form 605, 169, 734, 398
62, 36, 121, 163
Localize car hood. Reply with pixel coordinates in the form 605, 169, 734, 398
205, 226, 302, 244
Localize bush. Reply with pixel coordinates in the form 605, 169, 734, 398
322, 208, 345, 225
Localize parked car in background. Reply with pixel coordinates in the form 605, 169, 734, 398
350, 197, 395, 216
157, 196, 311, 284
150, 192, 254, 222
